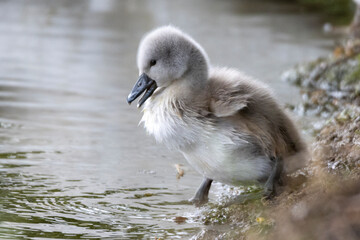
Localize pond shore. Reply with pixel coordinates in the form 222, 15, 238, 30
192, 39, 360, 240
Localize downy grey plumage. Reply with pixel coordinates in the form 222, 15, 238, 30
127, 26, 309, 205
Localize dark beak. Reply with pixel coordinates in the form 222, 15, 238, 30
127, 73, 157, 108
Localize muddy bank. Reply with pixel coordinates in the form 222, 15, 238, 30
280, 39, 360, 179
191, 40, 360, 240
282, 40, 360, 119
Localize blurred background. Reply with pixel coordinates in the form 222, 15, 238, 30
0, 0, 356, 239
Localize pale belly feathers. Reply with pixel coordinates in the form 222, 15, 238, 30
141, 99, 272, 186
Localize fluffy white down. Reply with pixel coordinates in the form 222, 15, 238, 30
140, 92, 207, 150
141, 92, 272, 185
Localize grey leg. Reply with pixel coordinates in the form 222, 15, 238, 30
263, 157, 283, 198
189, 178, 213, 206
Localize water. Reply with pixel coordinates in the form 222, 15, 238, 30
0, 0, 336, 239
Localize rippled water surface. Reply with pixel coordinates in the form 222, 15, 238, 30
0, 0, 336, 239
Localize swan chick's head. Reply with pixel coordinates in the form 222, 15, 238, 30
127, 26, 209, 107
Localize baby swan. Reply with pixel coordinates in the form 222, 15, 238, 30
127, 26, 309, 205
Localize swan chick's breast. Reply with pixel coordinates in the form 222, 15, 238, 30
140, 97, 207, 150
141, 97, 272, 185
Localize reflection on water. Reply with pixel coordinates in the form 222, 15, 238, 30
0, 0, 335, 239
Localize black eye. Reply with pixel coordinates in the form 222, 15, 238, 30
150, 59, 156, 67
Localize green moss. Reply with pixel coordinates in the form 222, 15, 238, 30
199, 190, 271, 239
344, 55, 360, 84
202, 205, 231, 225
